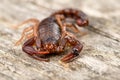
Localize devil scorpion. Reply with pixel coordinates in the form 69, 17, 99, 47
15, 8, 89, 63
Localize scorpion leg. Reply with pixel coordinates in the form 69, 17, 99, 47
14, 18, 39, 37
65, 23, 79, 33
15, 26, 33, 45
55, 15, 77, 39
55, 15, 69, 40
65, 23, 87, 36
55, 15, 64, 25
26, 32, 34, 39
60, 36, 83, 62
22, 37, 49, 62
15, 19, 40, 45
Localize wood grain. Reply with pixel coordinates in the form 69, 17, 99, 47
0, 0, 120, 80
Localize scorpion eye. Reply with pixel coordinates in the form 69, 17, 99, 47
72, 48, 79, 56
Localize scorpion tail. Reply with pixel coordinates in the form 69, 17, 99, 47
51, 8, 89, 26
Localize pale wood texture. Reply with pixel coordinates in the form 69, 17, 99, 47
0, 0, 120, 80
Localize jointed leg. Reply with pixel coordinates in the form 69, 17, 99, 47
14, 18, 39, 29
65, 23, 79, 33
55, 15, 87, 38
55, 15, 77, 39
55, 15, 65, 28
15, 26, 33, 45
66, 23, 87, 37
55, 15, 79, 33
15, 18, 40, 45
26, 32, 34, 39
55, 15, 67, 39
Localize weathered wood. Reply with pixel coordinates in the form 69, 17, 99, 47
0, 0, 120, 80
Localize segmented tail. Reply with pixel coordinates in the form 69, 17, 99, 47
51, 8, 89, 26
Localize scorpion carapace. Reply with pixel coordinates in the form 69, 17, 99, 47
15, 8, 89, 63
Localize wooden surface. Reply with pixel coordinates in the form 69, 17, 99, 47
0, 0, 120, 80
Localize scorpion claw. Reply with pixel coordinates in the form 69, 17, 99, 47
32, 54, 50, 62
60, 53, 75, 62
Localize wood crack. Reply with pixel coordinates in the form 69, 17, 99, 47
87, 25, 120, 42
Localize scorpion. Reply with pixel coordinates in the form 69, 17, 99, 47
15, 8, 89, 63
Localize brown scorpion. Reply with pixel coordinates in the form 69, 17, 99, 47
15, 8, 89, 63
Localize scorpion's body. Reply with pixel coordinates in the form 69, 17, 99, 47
15, 8, 89, 62
39, 17, 61, 48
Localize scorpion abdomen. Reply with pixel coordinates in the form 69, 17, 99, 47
38, 17, 61, 44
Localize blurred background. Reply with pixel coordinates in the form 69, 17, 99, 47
0, 0, 120, 80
